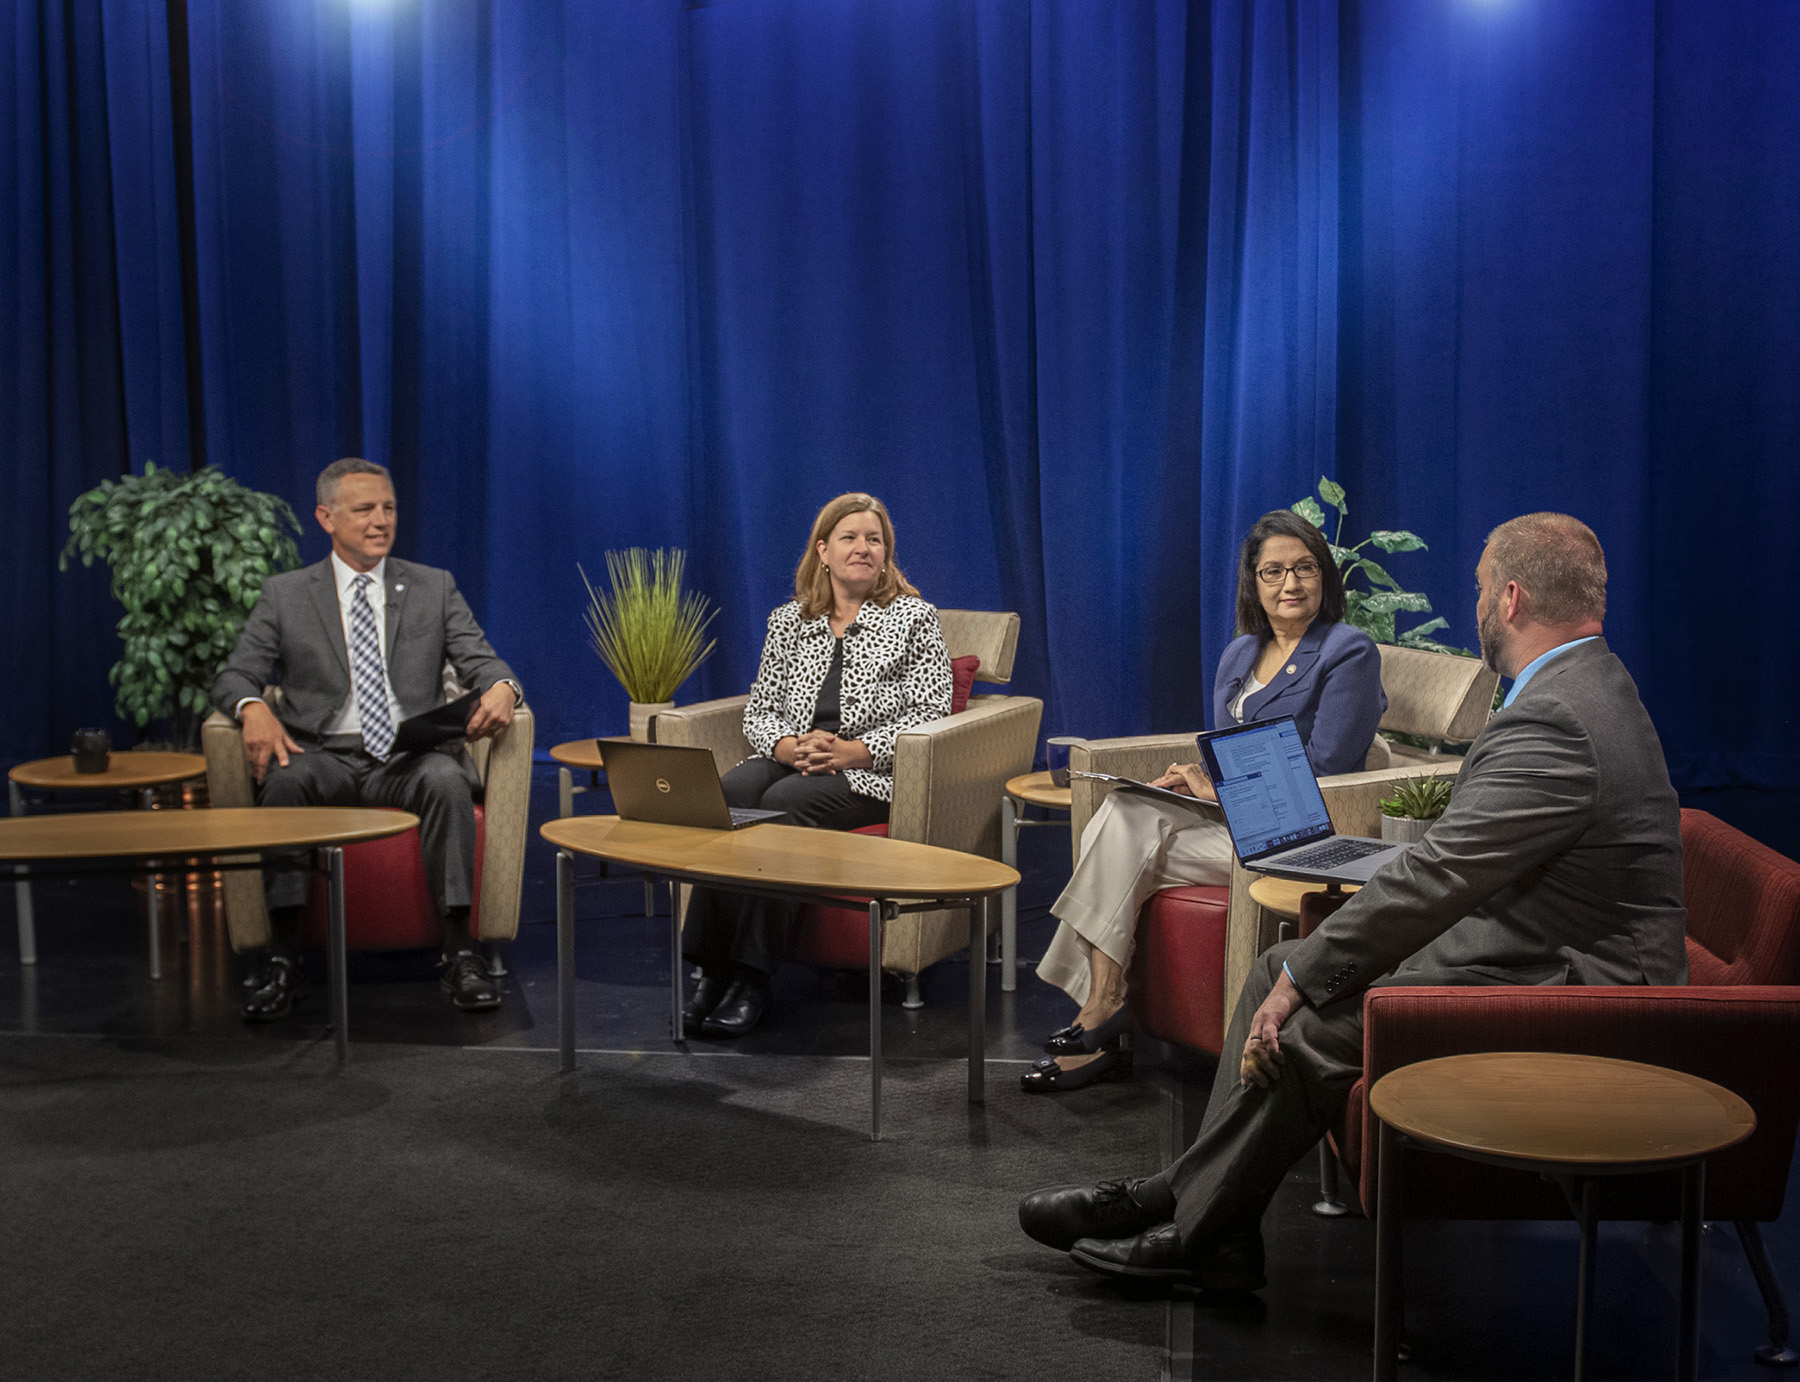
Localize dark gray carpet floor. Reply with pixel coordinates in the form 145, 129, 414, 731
1, 1034, 1168, 1381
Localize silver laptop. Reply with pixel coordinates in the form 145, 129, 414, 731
1196, 716, 1411, 885
602, 741, 786, 831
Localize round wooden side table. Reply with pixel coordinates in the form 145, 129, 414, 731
1370, 1051, 1756, 1381
8, 751, 207, 974
998, 771, 1073, 992
549, 736, 648, 914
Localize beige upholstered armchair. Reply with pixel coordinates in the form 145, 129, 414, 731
201, 680, 535, 956
1363, 644, 1500, 768
653, 610, 1042, 999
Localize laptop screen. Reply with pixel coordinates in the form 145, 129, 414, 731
1198, 718, 1334, 861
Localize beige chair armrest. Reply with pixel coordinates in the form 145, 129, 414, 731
888, 695, 1043, 856
1067, 734, 1201, 866
652, 696, 753, 775
202, 711, 270, 952
474, 705, 534, 942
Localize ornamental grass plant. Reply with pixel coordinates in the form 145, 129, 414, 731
580, 548, 717, 704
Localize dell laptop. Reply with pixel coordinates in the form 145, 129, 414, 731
601, 741, 786, 831
1195, 716, 1413, 885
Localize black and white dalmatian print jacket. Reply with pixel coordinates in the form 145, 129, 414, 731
741, 596, 954, 802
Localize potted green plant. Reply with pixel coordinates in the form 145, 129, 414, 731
60, 462, 301, 750
1379, 773, 1456, 844
581, 548, 718, 740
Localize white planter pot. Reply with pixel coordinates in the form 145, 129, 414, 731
1380, 814, 1434, 845
629, 700, 675, 743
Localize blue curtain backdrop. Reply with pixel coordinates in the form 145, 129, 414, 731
6, 0, 1797, 790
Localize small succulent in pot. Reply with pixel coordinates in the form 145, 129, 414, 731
1378, 773, 1455, 844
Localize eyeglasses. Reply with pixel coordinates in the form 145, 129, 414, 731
1256, 559, 1323, 586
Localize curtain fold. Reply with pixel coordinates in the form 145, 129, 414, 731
7, 0, 1799, 792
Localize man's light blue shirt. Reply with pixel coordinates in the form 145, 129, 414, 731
1502, 636, 1599, 708
1278, 635, 1600, 994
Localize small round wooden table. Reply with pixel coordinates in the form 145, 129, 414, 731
549, 737, 653, 914
998, 771, 1072, 992
8, 751, 207, 973
1370, 1052, 1756, 1382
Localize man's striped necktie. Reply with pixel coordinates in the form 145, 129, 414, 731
349, 573, 396, 759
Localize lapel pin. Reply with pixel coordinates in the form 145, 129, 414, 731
1286, 664, 1297, 675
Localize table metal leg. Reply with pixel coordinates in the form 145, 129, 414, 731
999, 797, 1018, 992
10, 780, 36, 966
1679, 1161, 1705, 1382
1574, 1178, 1598, 1381
869, 900, 886, 1142
326, 846, 348, 1066
968, 894, 988, 1105
557, 849, 576, 1073
645, 878, 656, 917
668, 879, 683, 1043
141, 787, 163, 981
1374, 1121, 1402, 1382
558, 767, 574, 819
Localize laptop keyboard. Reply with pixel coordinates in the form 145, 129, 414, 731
728, 807, 776, 826
1279, 837, 1390, 870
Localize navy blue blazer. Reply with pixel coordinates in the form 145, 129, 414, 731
1212, 620, 1387, 776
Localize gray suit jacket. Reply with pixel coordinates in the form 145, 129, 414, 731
1286, 637, 1687, 1007
212, 557, 518, 744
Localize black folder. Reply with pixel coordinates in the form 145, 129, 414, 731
389, 689, 482, 754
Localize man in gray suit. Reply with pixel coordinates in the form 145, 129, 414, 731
1019, 512, 1687, 1289
212, 458, 523, 1020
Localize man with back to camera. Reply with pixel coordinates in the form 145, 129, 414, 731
1018, 512, 1687, 1289
212, 458, 523, 1020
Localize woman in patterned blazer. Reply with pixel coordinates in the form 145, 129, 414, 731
682, 492, 954, 1039
1025, 510, 1387, 1092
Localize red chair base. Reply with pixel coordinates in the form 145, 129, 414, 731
790, 824, 890, 968
1129, 885, 1229, 1056
299, 805, 487, 950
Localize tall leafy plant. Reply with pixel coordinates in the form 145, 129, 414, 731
581, 548, 718, 704
1293, 478, 1465, 654
61, 463, 302, 748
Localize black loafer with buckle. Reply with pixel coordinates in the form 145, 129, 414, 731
243, 953, 305, 1023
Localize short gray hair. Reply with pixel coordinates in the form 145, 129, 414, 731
1484, 512, 1607, 625
316, 457, 392, 507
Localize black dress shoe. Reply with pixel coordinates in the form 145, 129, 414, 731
243, 954, 304, 1023
1044, 1004, 1132, 1056
681, 969, 733, 1035
1018, 1176, 1174, 1251
1021, 1041, 1133, 1093
700, 972, 771, 1039
1069, 1223, 1266, 1292
440, 950, 502, 1012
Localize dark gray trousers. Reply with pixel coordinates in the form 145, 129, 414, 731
255, 743, 477, 916
681, 758, 889, 976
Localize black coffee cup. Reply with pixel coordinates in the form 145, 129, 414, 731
71, 728, 111, 774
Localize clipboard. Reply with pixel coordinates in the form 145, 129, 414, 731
1068, 769, 1222, 814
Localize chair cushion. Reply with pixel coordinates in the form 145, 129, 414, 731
1129, 885, 1229, 1056
789, 824, 890, 969
299, 805, 487, 950
1680, 808, 1800, 984
950, 655, 980, 714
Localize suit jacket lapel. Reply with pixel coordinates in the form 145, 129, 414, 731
1243, 621, 1327, 719
308, 562, 351, 683
385, 561, 409, 653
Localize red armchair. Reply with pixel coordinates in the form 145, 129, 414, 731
1306, 809, 1800, 1364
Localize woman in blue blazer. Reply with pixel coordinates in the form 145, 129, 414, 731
1027, 510, 1387, 1091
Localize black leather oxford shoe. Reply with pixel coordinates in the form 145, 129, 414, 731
699, 971, 771, 1039
242, 954, 304, 1023
681, 969, 734, 1035
1069, 1222, 1265, 1292
440, 950, 502, 1012
1018, 1177, 1174, 1251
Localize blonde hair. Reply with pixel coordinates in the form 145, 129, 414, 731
794, 492, 918, 619
1484, 512, 1607, 625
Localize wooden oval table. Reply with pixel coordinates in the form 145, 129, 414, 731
998, 771, 1073, 993
0, 807, 418, 1064
541, 815, 1019, 1140
1370, 1052, 1756, 1381
9, 751, 207, 972
548, 737, 655, 916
